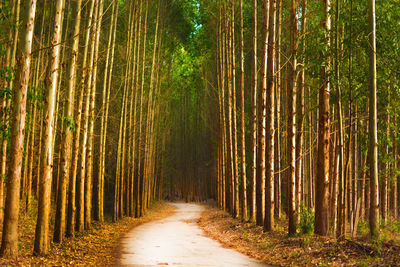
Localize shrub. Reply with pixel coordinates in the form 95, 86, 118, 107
299, 203, 314, 235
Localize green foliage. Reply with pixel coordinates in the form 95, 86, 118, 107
387, 221, 400, 233
357, 220, 369, 235
63, 117, 76, 132
298, 203, 314, 235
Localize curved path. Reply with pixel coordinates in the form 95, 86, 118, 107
120, 203, 269, 266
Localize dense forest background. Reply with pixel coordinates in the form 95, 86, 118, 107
0, 0, 399, 261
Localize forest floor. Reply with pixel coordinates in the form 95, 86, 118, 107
0, 201, 175, 266
199, 206, 400, 266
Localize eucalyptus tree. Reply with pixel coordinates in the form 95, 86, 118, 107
0, 0, 36, 258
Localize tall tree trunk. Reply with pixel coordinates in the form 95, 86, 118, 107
295, 0, 306, 219
274, 0, 282, 218
230, 0, 240, 219
368, 0, 379, 239
54, 0, 83, 243
67, 0, 96, 237
78, 0, 98, 231
85, 0, 104, 229
315, 0, 331, 237
335, 0, 345, 239
238, 0, 247, 221
287, 0, 298, 236
256, 0, 269, 227
249, 0, 257, 222
0, 0, 36, 258
265, 0, 276, 232
96, 0, 118, 222
34, 0, 64, 255
136, 0, 148, 218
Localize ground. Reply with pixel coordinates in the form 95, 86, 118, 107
0, 201, 175, 266
199, 205, 400, 266
120, 202, 267, 266
2, 202, 400, 266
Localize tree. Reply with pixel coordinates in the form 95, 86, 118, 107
256, 0, 269, 227
239, 0, 247, 222
287, 0, 298, 236
368, 0, 379, 239
34, 0, 65, 255
67, 0, 96, 237
0, 0, 37, 258
249, 0, 258, 222
314, 0, 331, 236
54, 0, 83, 243
265, 0, 276, 232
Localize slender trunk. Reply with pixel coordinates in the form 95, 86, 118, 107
335, 0, 345, 239
96, 0, 118, 222
34, 0, 64, 255
136, 1, 149, 218
85, 0, 104, 229
264, 0, 276, 232
315, 0, 331, 237
0, 0, 21, 224
274, 0, 282, 218
77, 0, 98, 232
368, 0, 379, 239
54, 0, 83, 243
287, 0, 298, 236
231, 0, 239, 219
239, 0, 247, 221
295, 0, 306, 219
249, 0, 257, 221
68, 0, 96, 236
256, 0, 269, 227
0, 0, 36, 258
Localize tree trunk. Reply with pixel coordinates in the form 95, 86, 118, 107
0, 0, 36, 258
34, 0, 64, 255
287, 0, 298, 236
68, 0, 96, 236
314, 0, 331, 237
368, 0, 379, 239
239, 0, 247, 221
274, 0, 282, 218
85, 0, 104, 229
54, 0, 83, 243
249, 0, 257, 222
264, 0, 276, 232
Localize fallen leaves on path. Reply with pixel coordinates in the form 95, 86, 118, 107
0, 201, 175, 266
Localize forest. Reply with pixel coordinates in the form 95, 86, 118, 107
0, 0, 399, 265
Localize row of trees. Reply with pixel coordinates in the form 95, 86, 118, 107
0, 0, 188, 259
213, 0, 399, 239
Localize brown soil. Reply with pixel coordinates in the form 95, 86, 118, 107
199, 206, 400, 266
0, 201, 175, 266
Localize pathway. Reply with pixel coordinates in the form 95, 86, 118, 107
119, 203, 269, 266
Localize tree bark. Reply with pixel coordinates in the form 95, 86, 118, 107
0, 0, 36, 258
287, 0, 298, 236
315, 0, 331, 237
54, 0, 83, 243
34, 0, 64, 255
239, 0, 247, 221
264, 0, 276, 232
249, 0, 258, 222
368, 0, 379, 239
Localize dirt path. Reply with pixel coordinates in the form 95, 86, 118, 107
120, 203, 269, 266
